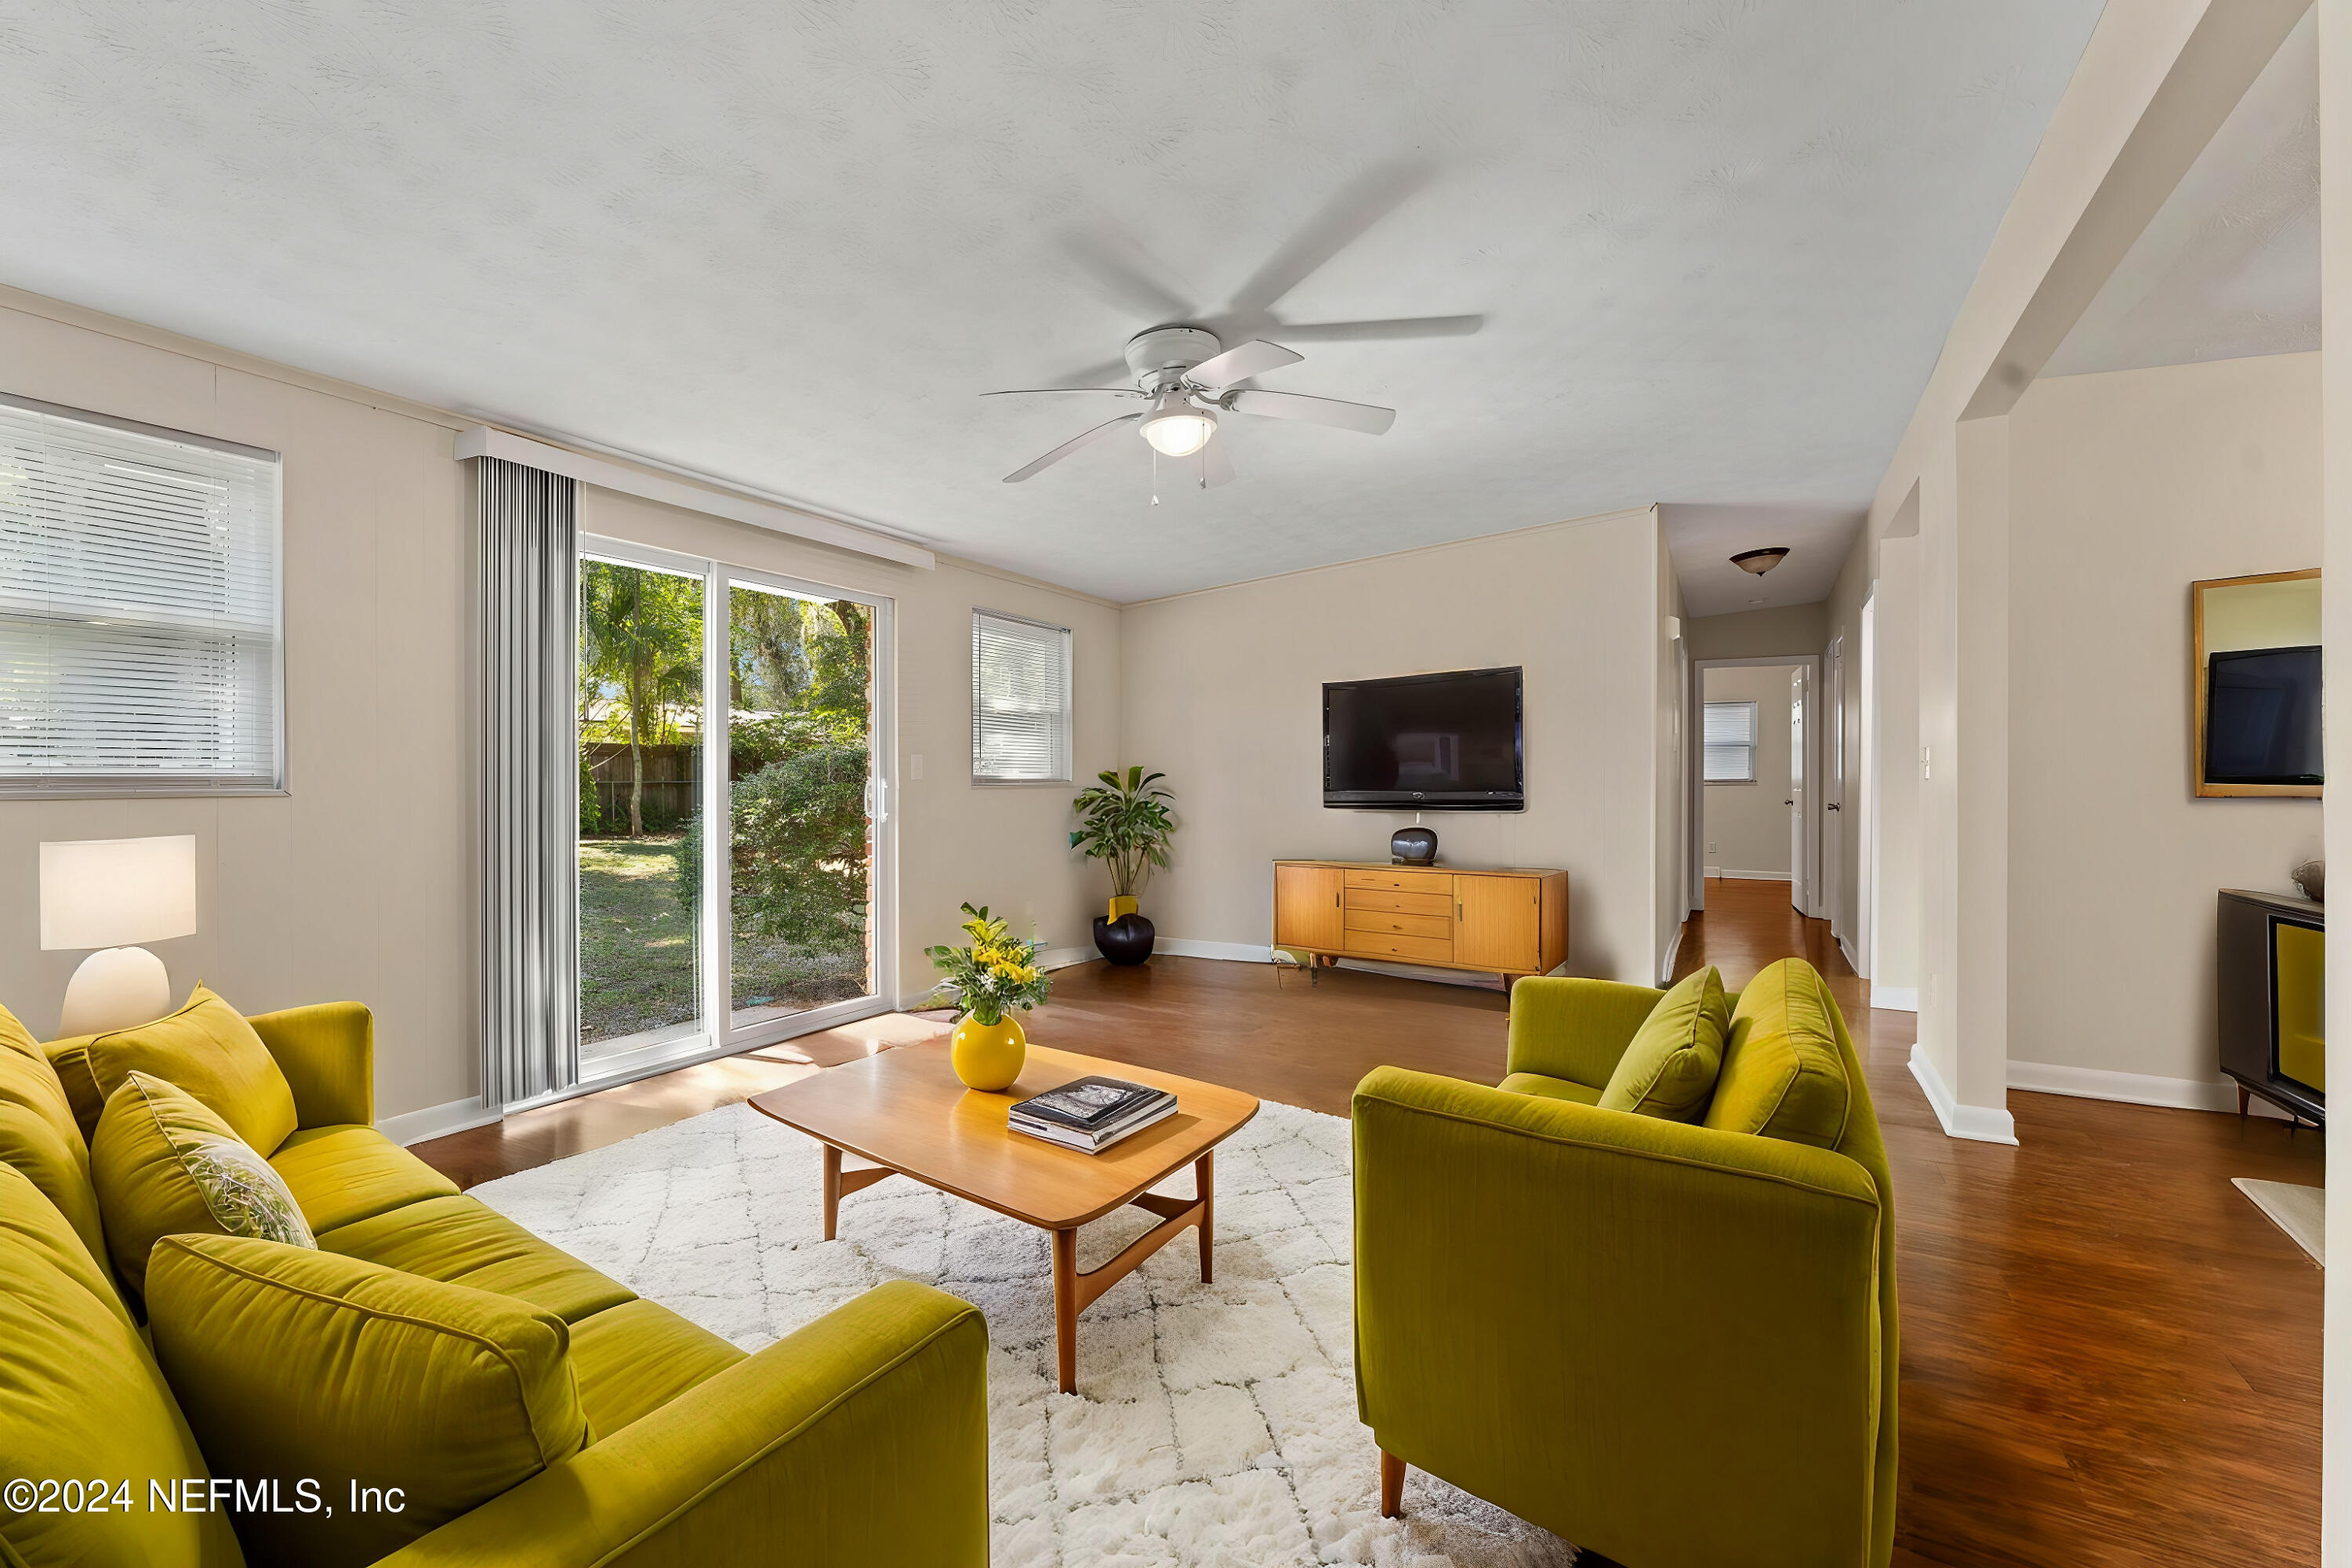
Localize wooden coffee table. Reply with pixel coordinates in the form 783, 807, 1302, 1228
749, 1040, 1259, 1392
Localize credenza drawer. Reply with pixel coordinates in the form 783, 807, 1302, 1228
1344, 909, 1452, 940
1344, 887, 1452, 917
1343, 930, 1454, 964
1344, 867, 1450, 895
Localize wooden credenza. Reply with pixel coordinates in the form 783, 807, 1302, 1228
1272, 860, 1570, 988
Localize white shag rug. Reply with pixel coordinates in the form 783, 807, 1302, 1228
473, 1097, 1577, 1566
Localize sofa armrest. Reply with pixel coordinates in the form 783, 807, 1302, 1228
1503, 976, 1663, 1087
380, 1280, 989, 1568
1352, 1067, 1884, 1568
247, 1003, 374, 1130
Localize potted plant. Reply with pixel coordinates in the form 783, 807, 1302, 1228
924, 903, 1052, 1090
1069, 767, 1175, 965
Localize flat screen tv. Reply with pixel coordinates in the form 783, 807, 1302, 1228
1323, 666, 1524, 810
2205, 645, 2323, 786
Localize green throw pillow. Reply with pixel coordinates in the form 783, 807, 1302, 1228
146, 1233, 591, 1568
1598, 967, 1729, 1122
49, 982, 299, 1156
90, 1071, 314, 1304
1704, 958, 1852, 1149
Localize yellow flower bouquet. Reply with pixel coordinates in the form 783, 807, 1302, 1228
924, 902, 1052, 1027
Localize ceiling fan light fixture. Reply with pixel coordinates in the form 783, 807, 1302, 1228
1139, 392, 1216, 457
1731, 546, 1791, 575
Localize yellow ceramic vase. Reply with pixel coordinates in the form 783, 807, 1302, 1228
951, 1012, 1027, 1091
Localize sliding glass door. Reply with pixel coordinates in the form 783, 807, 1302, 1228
576, 538, 891, 1080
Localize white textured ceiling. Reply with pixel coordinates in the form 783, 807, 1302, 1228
2046, 9, 2318, 379
0, 2, 2103, 603
1662, 504, 1864, 618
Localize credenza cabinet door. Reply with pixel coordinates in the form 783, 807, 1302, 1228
1275, 865, 1347, 951
1453, 873, 1541, 973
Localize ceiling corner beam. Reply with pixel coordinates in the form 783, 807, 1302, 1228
453, 425, 936, 570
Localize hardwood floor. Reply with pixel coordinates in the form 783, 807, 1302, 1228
413, 881, 2324, 1566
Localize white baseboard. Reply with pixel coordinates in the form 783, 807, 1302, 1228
1838, 934, 1862, 976
1657, 924, 1684, 985
1159, 937, 1277, 964
2006, 1058, 2286, 1117
1909, 1044, 2017, 1145
1719, 869, 1791, 882
378, 1096, 499, 1147
1037, 945, 1097, 971
1703, 863, 1722, 879
1871, 985, 1918, 1013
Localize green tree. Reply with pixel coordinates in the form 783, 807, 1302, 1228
580, 561, 702, 836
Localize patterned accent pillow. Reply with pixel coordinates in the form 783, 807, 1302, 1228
89, 1070, 315, 1305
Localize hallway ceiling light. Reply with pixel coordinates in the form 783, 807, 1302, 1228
1731, 546, 1791, 575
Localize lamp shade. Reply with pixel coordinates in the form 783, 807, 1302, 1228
39, 835, 198, 951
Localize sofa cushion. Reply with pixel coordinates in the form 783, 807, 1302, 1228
1497, 1072, 1602, 1106
568, 1298, 746, 1434
1704, 959, 1852, 1149
50, 984, 299, 1156
0, 1164, 244, 1568
270, 1124, 459, 1234
318, 1193, 635, 1322
0, 1002, 110, 1275
146, 1233, 590, 1568
1597, 966, 1728, 1122
92, 1073, 315, 1303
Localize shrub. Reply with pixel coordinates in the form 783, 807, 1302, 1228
677, 740, 870, 949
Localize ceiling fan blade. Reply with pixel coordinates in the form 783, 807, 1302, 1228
1003, 412, 1142, 483
1271, 314, 1484, 342
1186, 339, 1302, 389
1226, 389, 1396, 435
1200, 436, 1236, 488
980, 387, 1142, 397
1227, 160, 1437, 316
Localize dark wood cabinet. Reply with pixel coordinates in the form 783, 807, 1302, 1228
2217, 888, 2325, 1123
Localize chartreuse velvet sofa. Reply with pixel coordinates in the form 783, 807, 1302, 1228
1353, 958, 1896, 1568
0, 989, 988, 1568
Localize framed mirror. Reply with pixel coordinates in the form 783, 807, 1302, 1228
2191, 568, 2321, 798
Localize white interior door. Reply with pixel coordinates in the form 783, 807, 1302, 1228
1788, 666, 1808, 913
1824, 637, 1845, 938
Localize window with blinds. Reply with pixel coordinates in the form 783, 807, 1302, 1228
1702, 700, 1759, 783
971, 609, 1072, 782
0, 394, 283, 795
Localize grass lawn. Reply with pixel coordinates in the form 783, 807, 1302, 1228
579, 832, 869, 1047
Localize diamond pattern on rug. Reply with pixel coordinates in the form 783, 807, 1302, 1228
473, 1098, 1577, 1566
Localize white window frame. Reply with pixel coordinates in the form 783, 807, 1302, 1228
0, 391, 285, 797
1703, 699, 1759, 784
971, 608, 1073, 785
571, 534, 896, 1093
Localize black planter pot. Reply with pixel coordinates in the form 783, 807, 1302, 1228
1091, 912, 1156, 965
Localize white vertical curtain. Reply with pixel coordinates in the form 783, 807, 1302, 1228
477, 456, 578, 1109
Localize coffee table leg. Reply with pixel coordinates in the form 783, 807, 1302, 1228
822, 1143, 842, 1241
1196, 1151, 1214, 1283
1053, 1228, 1080, 1394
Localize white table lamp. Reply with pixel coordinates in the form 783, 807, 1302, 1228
40, 835, 198, 1036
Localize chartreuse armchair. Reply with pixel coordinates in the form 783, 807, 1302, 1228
1352, 962, 1896, 1568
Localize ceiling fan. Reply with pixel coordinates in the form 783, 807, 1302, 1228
983, 325, 1396, 486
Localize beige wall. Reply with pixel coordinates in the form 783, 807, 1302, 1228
1118, 509, 1671, 985
1684, 603, 1827, 662
577, 488, 1123, 1001
1700, 665, 1797, 878
0, 295, 475, 1122
2008, 352, 2321, 1091
1867, 532, 1922, 1005
1655, 528, 1687, 978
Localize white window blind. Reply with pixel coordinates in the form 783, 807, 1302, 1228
971, 609, 1072, 782
0, 394, 283, 794
1702, 700, 1758, 783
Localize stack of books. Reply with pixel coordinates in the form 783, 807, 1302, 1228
1010, 1075, 1177, 1154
